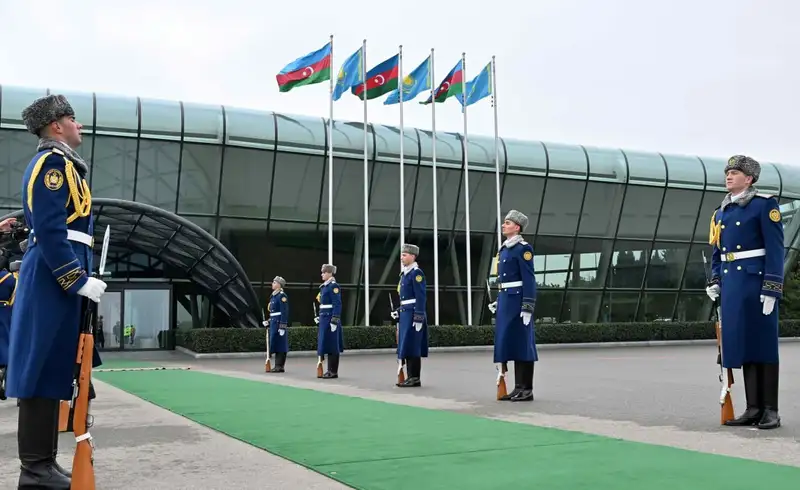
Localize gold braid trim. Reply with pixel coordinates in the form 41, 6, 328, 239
708, 210, 721, 248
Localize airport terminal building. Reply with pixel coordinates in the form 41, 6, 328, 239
1, 84, 799, 351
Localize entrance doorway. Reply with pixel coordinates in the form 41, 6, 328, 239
97, 285, 173, 351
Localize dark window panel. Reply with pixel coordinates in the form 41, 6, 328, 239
568, 237, 614, 288
217, 218, 268, 284
445, 231, 493, 288
537, 179, 586, 236
410, 166, 464, 232
139, 97, 182, 140
94, 92, 138, 136
502, 137, 547, 175
91, 135, 137, 200
693, 191, 727, 242
600, 291, 640, 323
180, 215, 217, 237
499, 173, 546, 237
616, 185, 664, 240
418, 130, 463, 167
219, 147, 274, 218
779, 164, 800, 199
544, 142, 587, 179
177, 143, 222, 214
535, 289, 566, 324
319, 157, 366, 225
625, 149, 666, 186
0, 129, 36, 207
135, 139, 180, 210
183, 102, 224, 144
270, 152, 324, 221
644, 242, 691, 289
331, 121, 373, 159
578, 181, 624, 237
561, 290, 603, 324
655, 188, 703, 241
265, 221, 352, 285
674, 292, 712, 322
533, 235, 574, 288
605, 240, 652, 288
585, 146, 627, 182
373, 124, 419, 164
455, 169, 500, 233
636, 292, 678, 322
367, 161, 418, 228
409, 166, 434, 230
225, 107, 275, 148
280, 286, 320, 326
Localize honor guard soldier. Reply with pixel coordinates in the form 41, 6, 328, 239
7, 94, 108, 488
264, 276, 290, 372
0, 256, 18, 401
393, 243, 428, 387
489, 210, 538, 402
707, 155, 784, 430
315, 264, 343, 378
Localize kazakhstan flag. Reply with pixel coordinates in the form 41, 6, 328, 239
384, 55, 432, 105
457, 62, 492, 107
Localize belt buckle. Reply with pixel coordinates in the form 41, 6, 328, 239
725, 252, 735, 262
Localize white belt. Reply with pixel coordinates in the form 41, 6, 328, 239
269, 312, 281, 317
319, 304, 333, 309
31, 229, 93, 247
721, 248, 765, 262
400, 299, 416, 305
500, 281, 523, 289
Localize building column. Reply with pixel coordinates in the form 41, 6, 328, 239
448, 242, 466, 325
346, 229, 364, 325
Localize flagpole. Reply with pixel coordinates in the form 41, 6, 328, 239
399, 45, 405, 250
491, 55, 501, 248
430, 48, 440, 326
327, 34, 335, 264
362, 39, 371, 327
461, 52, 473, 327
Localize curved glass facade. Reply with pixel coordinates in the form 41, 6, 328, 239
1, 84, 798, 326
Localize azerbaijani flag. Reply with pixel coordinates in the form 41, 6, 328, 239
276, 42, 332, 93
420, 59, 464, 104
352, 54, 399, 100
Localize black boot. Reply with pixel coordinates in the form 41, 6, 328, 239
511, 362, 534, 402
725, 364, 762, 426
399, 357, 421, 387
271, 353, 286, 373
51, 406, 71, 478
757, 363, 781, 430
323, 354, 339, 378
500, 361, 523, 401
0, 365, 7, 401
17, 398, 71, 489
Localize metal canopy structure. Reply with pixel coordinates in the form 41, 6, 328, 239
1, 198, 261, 329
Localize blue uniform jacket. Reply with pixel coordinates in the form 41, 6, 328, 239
493, 238, 538, 363
267, 289, 290, 354
0, 270, 17, 366
396, 265, 428, 358
7, 148, 96, 400
710, 193, 784, 368
316, 280, 343, 355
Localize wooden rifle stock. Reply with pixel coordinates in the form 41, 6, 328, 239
71, 320, 96, 490
496, 362, 508, 400
715, 318, 735, 425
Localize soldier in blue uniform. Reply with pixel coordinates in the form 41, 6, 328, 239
7, 94, 108, 488
315, 264, 343, 378
392, 243, 428, 387
706, 155, 784, 430
489, 210, 538, 402
263, 276, 290, 373
0, 256, 18, 401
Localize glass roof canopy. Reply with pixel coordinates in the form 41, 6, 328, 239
0, 198, 262, 329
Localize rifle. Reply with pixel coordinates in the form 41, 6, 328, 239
313, 302, 323, 377
390, 294, 405, 384
701, 251, 735, 424
68, 224, 109, 489
487, 278, 508, 400
263, 307, 271, 372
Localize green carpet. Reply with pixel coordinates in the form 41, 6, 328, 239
94, 370, 800, 490
94, 360, 157, 370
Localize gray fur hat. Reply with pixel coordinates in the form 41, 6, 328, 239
272, 276, 286, 287
21, 94, 75, 136
401, 243, 419, 256
321, 264, 337, 274
504, 209, 529, 232
725, 155, 760, 184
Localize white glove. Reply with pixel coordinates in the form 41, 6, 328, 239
77, 277, 107, 303
414, 322, 423, 331
262, 320, 269, 327
706, 284, 720, 301
761, 295, 776, 315
520, 311, 532, 326
314, 316, 319, 325
279, 328, 285, 336
488, 301, 497, 314
331, 323, 337, 332
390, 310, 399, 320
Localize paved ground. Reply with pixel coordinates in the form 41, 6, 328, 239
0, 381, 348, 489
117, 343, 800, 467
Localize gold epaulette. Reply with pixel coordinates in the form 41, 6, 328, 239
708, 209, 721, 247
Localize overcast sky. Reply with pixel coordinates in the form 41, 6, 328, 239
1, 0, 798, 167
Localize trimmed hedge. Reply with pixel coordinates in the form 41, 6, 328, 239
177, 320, 800, 354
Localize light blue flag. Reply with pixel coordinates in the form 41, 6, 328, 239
456, 62, 492, 107
384, 55, 432, 105
333, 46, 365, 101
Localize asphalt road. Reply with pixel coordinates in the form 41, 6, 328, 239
124, 343, 800, 467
